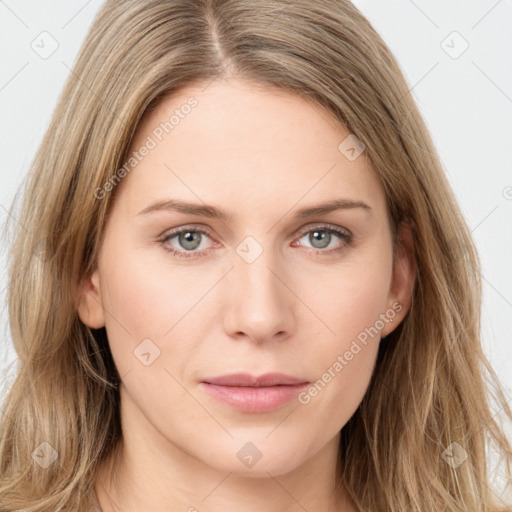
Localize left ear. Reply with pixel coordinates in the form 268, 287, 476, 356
381, 219, 416, 337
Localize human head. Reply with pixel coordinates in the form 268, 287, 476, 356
76, 74, 415, 480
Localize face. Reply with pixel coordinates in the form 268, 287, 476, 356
78, 78, 414, 478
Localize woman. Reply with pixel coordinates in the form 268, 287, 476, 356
1, 1, 510, 510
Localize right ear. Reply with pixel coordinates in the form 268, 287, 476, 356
76, 268, 106, 329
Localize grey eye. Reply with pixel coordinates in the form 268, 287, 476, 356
308, 229, 332, 249
177, 231, 203, 250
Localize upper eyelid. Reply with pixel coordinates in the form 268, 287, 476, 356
295, 222, 351, 237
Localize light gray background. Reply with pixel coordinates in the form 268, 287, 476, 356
1, 0, 511, 419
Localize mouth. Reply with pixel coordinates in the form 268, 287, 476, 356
199, 372, 309, 413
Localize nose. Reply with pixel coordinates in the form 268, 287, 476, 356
222, 246, 295, 345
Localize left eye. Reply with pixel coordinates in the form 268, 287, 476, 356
295, 225, 352, 252
159, 224, 352, 258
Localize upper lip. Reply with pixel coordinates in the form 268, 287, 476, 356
201, 372, 308, 387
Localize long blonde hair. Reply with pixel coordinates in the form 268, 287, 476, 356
1, 0, 511, 510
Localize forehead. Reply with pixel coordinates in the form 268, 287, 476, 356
114, 78, 386, 220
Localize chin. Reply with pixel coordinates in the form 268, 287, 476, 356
198, 440, 306, 478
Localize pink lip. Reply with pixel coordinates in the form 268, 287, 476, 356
200, 372, 309, 413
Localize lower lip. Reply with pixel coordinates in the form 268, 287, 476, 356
199, 382, 309, 413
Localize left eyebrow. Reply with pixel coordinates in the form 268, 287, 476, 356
294, 198, 372, 218
136, 197, 372, 220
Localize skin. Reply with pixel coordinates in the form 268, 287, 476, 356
78, 77, 415, 512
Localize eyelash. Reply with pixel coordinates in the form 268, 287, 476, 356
158, 223, 353, 259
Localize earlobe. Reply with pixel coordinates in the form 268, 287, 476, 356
381, 220, 416, 338
76, 269, 106, 329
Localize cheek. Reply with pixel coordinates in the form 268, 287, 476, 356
297, 288, 383, 436
98, 250, 196, 374
296, 247, 392, 417
310, 248, 393, 344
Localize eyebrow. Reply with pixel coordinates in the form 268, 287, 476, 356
137, 197, 372, 220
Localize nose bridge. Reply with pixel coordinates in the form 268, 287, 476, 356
224, 234, 292, 341
235, 234, 283, 306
